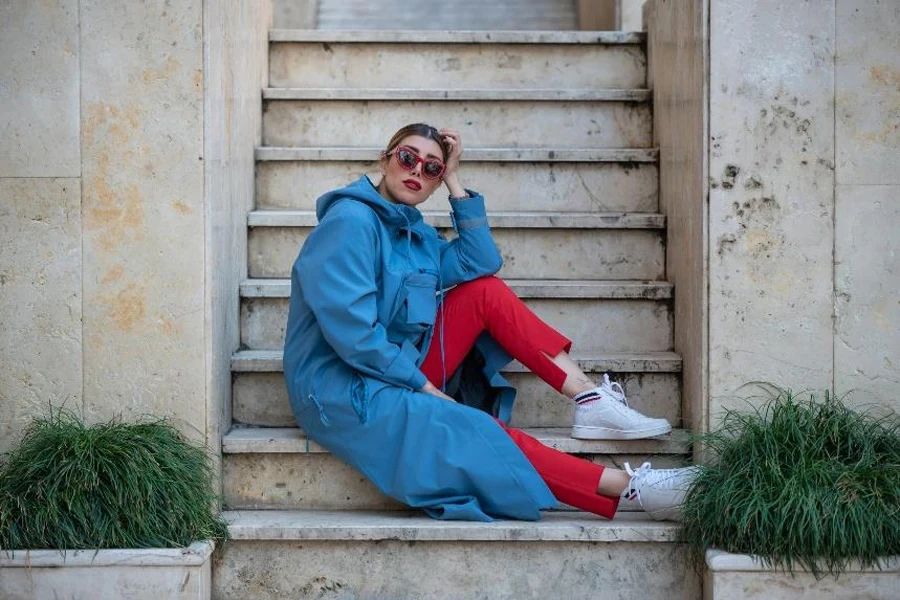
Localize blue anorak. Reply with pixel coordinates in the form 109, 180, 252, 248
283, 175, 556, 521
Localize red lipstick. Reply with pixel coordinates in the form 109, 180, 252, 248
403, 179, 421, 191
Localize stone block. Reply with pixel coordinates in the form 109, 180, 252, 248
0, 178, 81, 455
214, 536, 699, 599
708, 0, 835, 421
248, 227, 666, 280
834, 184, 900, 414
0, 0, 80, 177
270, 40, 646, 89
223, 451, 688, 511
233, 370, 681, 428
705, 550, 900, 600
241, 296, 673, 352
0, 542, 212, 600
835, 0, 900, 185
256, 161, 659, 213
80, 0, 205, 432
262, 99, 652, 149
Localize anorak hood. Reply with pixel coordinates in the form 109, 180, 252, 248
315, 175, 427, 239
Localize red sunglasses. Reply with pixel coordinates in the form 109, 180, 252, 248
391, 145, 445, 180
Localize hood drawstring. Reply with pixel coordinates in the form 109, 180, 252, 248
438, 270, 447, 392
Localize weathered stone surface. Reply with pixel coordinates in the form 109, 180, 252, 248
272, 0, 317, 28
262, 99, 652, 149
80, 1, 205, 432
204, 0, 272, 463
233, 369, 681, 428
242, 296, 672, 352
0, 179, 81, 455
835, 0, 900, 185
645, 0, 708, 439
705, 550, 900, 599
0, 0, 80, 177
223, 451, 688, 511
215, 537, 700, 599
834, 184, 900, 415
256, 161, 659, 213
0, 542, 212, 600
270, 40, 645, 89
316, 0, 577, 31
707, 0, 835, 423
249, 228, 666, 280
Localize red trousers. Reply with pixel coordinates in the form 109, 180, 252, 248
420, 276, 620, 519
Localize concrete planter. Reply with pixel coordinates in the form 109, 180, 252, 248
705, 549, 900, 599
0, 541, 213, 600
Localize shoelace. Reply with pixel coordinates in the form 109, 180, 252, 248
624, 461, 688, 503
600, 373, 627, 404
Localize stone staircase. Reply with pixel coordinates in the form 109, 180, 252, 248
215, 29, 699, 599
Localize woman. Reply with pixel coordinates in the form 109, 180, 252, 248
284, 123, 698, 522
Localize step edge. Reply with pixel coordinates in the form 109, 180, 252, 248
240, 278, 674, 299
232, 350, 684, 373
269, 29, 646, 45
222, 426, 691, 455
255, 146, 659, 163
263, 88, 651, 102
222, 509, 678, 542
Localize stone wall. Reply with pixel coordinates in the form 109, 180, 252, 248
647, 0, 899, 428
0, 0, 270, 456
644, 0, 708, 437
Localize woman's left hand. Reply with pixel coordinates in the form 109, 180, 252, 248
439, 129, 465, 195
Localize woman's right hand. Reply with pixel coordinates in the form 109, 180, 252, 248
419, 380, 457, 402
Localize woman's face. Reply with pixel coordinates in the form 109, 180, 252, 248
378, 135, 445, 207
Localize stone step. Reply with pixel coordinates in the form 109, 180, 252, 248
232, 350, 683, 428
263, 87, 652, 102
215, 510, 700, 599
269, 30, 646, 91
247, 211, 666, 280
240, 281, 673, 352
222, 427, 691, 511
262, 99, 652, 149
256, 157, 658, 213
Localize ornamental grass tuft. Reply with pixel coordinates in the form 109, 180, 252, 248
681, 387, 900, 577
0, 409, 229, 551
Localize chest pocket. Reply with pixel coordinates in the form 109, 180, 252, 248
402, 271, 438, 325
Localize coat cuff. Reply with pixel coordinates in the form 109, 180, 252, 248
449, 190, 488, 231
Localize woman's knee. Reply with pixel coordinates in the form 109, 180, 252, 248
459, 275, 513, 298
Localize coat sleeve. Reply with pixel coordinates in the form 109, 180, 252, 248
438, 191, 504, 288
296, 205, 428, 391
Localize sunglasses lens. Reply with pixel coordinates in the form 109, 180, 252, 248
396, 148, 417, 169
424, 161, 444, 178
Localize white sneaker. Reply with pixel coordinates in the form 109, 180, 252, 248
624, 461, 701, 521
570, 374, 672, 440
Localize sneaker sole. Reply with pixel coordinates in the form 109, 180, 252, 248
570, 423, 672, 440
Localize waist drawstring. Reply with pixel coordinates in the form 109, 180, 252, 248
350, 374, 369, 424
308, 394, 332, 428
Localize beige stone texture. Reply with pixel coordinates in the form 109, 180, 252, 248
0, 179, 82, 455
215, 538, 700, 599
249, 227, 665, 280
223, 451, 687, 511
835, 0, 900, 185
705, 550, 900, 600
241, 296, 672, 352
0, 542, 212, 600
272, 0, 318, 28
707, 0, 835, 423
257, 161, 660, 213
203, 0, 272, 476
262, 99, 652, 149
620, 0, 645, 31
79, 1, 206, 432
834, 184, 900, 414
270, 40, 645, 89
316, 0, 577, 30
233, 370, 681, 428
642, 0, 708, 439
0, 0, 80, 177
